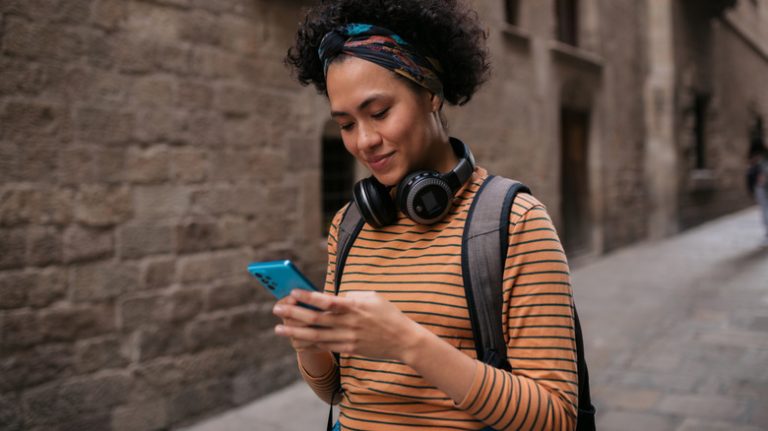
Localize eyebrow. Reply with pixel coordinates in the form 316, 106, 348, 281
330, 93, 387, 118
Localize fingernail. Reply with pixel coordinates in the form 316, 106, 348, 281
273, 305, 283, 313
275, 325, 285, 335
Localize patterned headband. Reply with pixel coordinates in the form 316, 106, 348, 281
318, 23, 444, 98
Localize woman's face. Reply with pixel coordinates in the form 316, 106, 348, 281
326, 56, 448, 186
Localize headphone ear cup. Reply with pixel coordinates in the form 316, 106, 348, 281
395, 171, 423, 219
353, 177, 397, 228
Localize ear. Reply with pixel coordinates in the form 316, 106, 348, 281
430, 93, 443, 113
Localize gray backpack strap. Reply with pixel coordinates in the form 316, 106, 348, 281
328, 203, 365, 431
334, 203, 366, 294
462, 176, 530, 370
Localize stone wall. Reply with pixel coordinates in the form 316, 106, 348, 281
0, 0, 323, 429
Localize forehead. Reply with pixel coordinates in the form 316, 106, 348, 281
326, 57, 412, 110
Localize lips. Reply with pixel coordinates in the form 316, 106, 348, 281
365, 152, 395, 171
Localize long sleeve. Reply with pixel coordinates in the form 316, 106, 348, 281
455, 194, 578, 431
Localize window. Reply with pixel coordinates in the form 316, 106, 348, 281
555, 0, 579, 46
505, 0, 521, 26
321, 135, 355, 235
693, 92, 710, 169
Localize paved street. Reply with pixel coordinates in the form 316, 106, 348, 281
184, 207, 768, 431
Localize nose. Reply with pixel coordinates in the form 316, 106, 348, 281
356, 121, 382, 152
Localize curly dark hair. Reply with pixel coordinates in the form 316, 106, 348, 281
285, 0, 490, 106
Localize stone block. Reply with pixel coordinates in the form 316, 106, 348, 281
216, 217, 249, 248
74, 184, 133, 227
26, 226, 62, 267
191, 187, 262, 216
119, 293, 167, 330
91, 0, 129, 31
181, 113, 224, 147
23, 372, 132, 425
0, 270, 34, 309
168, 379, 232, 425
70, 261, 140, 302
39, 304, 116, 342
0, 57, 46, 96
0, 392, 22, 431
117, 223, 175, 259
166, 289, 204, 323
177, 250, 249, 284
176, 220, 218, 253
141, 257, 176, 290
0, 310, 42, 349
207, 281, 255, 311
208, 149, 252, 182
137, 324, 187, 361
75, 336, 128, 373
28, 267, 68, 308
16, 139, 61, 184
177, 80, 213, 111
111, 399, 168, 431
74, 106, 134, 145
189, 46, 237, 80
114, 36, 154, 74
185, 315, 232, 351
0, 142, 19, 183
63, 225, 114, 263
0, 188, 73, 227
170, 148, 209, 183
0, 229, 27, 269
150, 42, 192, 75
0, 343, 74, 392
178, 10, 222, 46
214, 83, 257, 116
133, 185, 191, 220
131, 76, 175, 108
0, 100, 68, 141
126, 145, 170, 184
237, 305, 280, 333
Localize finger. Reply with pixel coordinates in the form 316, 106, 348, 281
291, 290, 356, 314
275, 324, 353, 344
273, 301, 322, 324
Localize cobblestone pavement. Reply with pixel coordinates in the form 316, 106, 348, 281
184, 207, 768, 431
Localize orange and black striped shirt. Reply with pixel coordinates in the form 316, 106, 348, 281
300, 167, 578, 430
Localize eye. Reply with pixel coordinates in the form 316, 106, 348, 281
339, 122, 354, 131
372, 108, 390, 119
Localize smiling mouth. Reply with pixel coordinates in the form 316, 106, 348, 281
366, 152, 395, 171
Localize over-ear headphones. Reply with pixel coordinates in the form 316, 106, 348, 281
353, 137, 476, 227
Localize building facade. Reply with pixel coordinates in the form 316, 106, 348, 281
1, 0, 766, 429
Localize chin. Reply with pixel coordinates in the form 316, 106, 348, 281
372, 170, 404, 187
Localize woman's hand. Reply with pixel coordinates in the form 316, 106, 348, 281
273, 290, 424, 361
272, 294, 329, 353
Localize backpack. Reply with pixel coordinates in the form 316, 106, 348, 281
330, 175, 596, 431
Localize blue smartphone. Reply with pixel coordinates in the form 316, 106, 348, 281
247, 260, 321, 309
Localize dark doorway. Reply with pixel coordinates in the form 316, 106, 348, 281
560, 108, 591, 255
555, 0, 579, 46
322, 135, 355, 235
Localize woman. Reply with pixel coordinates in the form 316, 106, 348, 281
273, 1, 579, 430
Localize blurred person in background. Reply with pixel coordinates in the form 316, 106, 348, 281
270, 1, 582, 430
747, 144, 768, 245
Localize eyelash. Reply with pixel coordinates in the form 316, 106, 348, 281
338, 108, 390, 131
